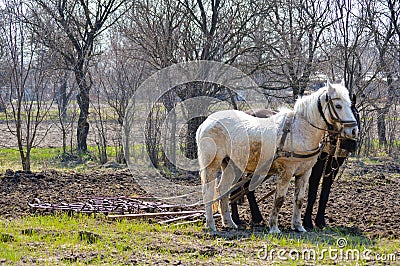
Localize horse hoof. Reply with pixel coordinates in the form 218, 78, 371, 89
251, 220, 266, 228
303, 218, 314, 230
269, 226, 281, 234
205, 222, 217, 232
292, 225, 307, 233
229, 222, 238, 229
315, 218, 327, 229
232, 219, 245, 226
206, 227, 217, 232
223, 220, 238, 229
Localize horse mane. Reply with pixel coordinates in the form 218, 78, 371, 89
294, 83, 351, 123
293, 87, 325, 122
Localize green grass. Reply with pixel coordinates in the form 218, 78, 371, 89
0, 214, 398, 265
0, 146, 114, 172
0, 147, 61, 171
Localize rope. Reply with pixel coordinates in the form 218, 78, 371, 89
335, 156, 349, 181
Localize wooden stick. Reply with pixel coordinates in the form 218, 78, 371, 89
257, 189, 276, 203
107, 210, 205, 220
159, 213, 203, 225
170, 219, 202, 226
230, 188, 249, 203
210, 176, 251, 205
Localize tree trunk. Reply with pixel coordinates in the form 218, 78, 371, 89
292, 84, 305, 101
76, 71, 90, 153
21, 157, 31, 172
77, 103, 90, 153
377, 112, 387, 147
185, 116, 206, 160
62, 129, 67, 154
58, 80, 68, 154
0, 101, 5, 112
169, 108, 177, 169
24, 150, 31, 172
376, 74, 394, 149
60, 80, 68, 123
18, 146, 31, 172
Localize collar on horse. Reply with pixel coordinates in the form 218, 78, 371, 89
276, 112, 321, 159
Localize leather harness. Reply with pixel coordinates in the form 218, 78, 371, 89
275, 91, 357, 159
275, 112, 321, 159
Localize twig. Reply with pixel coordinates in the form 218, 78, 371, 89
107, 210, 205, 220
257, 189, 276, 203
169, 219, 203, 226
159, 213, 203, 225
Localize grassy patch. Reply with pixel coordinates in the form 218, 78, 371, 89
0, 145, 128, 172
0, 214, 398, 265
0, 147, 61, 171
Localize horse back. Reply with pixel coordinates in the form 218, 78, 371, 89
244, 108, 277, 118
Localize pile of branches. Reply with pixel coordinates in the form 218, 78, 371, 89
28, 196, 204, 225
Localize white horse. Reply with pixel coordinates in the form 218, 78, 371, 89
196, 81, 358, 233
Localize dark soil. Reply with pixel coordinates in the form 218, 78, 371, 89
240, 158, 400, 239
0, 169, 145, 217
0, 158, 399, 239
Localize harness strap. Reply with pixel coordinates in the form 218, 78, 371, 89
277, 112, 294, 152
318, 96, 335, 131
276, 112, 321, 159
327, 97, 358, 127
277, 147, 321, 159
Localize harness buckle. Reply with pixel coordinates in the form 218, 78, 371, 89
284, 151, 293, 157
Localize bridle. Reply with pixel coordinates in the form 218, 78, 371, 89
276, 90, 359, 160
316, 91, 358, 133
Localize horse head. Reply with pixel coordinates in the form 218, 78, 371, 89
320, 80, 359, 139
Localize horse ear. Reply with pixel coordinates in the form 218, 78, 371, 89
341, 79, 345, 86
326, 79, 334, 96
326, 79, 331, 87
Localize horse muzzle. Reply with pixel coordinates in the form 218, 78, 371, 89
339, 137, 358, 152
342, 124, 359, 140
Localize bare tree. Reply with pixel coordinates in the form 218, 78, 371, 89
322, 0, 399, 156
365, 0, 398, 148
257, 0, 336, 100
0, 12, 6, 113
52, 69, 76, 155
95, 39, 147, 164
0, 1, 54, 171
27, 0, 127, 153
121, 0, 263, 164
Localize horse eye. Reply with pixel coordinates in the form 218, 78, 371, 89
335, 104, 342, 109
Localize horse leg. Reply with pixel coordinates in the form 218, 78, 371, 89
315, 157, 345, 228
292, 169, 312, 232
230, 184, 243, 226
230, 175, 264, 226
200, 160, 221, 231
230, 200, 241, 226
217, 161, 239, 229
247, 190, 264, 225
237, 174, 264, 225
303, 156, 325, 230
225, 161, 244, 226
268, 173, 291, 234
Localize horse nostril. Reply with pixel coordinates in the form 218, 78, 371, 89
352, 128, 357, 137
